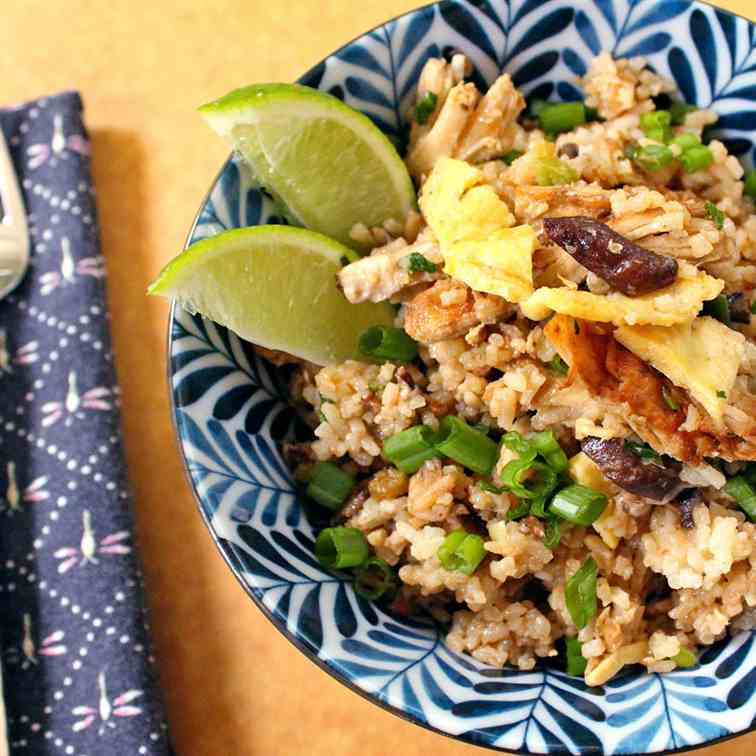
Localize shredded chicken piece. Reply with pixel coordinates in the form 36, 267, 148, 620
416, 55, 470, 114
454, 74, 526, 164
403, 279, 507, 343
513, 182, 612, 224
337, 233, 442, 304
407, 55, 526, 181
407, 82, 480, 181
405, 56, 471, 173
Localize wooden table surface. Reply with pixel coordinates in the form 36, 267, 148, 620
2, 1, 754, 754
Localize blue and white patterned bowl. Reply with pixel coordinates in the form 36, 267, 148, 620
168, 2, 756, 752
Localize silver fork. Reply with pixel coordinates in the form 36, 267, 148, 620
0, 123, 27, 756
0, 127, 29, 301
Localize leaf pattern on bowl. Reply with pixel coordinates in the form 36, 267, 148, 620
170, 2, 756, 752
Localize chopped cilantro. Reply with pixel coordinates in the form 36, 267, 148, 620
705, 201, 725, 230
415, 91, 438, 125
401, 252, 437, 274
548, 355, 569, 375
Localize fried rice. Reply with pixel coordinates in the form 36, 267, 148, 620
288, 51, 756, 686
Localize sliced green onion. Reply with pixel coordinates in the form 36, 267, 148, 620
528, 98, 548, 118
529, 496, 548, 518
566, 636, 588, 676
455, 533, 486, 574
500, 459, 558, 500
531, 430, 569, 472
671, 131, 700, 152
624, 440, 660, 460
437, 530, 486, 575
672, 647, 697, 668
723, 475, 756, 521
315, 527, 369, 569
383, 425, 439, 474
549, 484, 607, 525
639, 110, 672, 143
662, 384, 681, 411
702, 293, 731, 326
752, 300, 756, 315
745, 170, 756, 199
502, 149, 524, 165
548, 354, 569, 375
501, 430, 537, 458
415, 91, 438, 125
359, 326, 418, 362
644, 127, 673, 144
705, 201, 725, 230
401, 252, 437, 274
632, 143, 674, 171
535, 158, 579, 186
354, 558, 396, 599
640, 110, 671, 129
565, 556, 598, 629
506, 500, 531, 521
435, 416, 498, 475
679, 144, 713, 173
670, 101, 697, 125
543, 516, 564, 549
306, 462, 355, 510
538, 102, 588, 135
716, 389, 727, 398
438, 530, 466, 563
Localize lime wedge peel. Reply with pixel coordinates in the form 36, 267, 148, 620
150, 225, 395, 366
199, 83, 416, 248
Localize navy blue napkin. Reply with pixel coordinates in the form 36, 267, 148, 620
0, 93, 172, 754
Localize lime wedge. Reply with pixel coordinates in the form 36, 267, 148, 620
199, 83, 416, 247
149, 226, 395, 365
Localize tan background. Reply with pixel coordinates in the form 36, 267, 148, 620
1, 1, 754, 754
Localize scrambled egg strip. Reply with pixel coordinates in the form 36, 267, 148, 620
419, 157, 536, 303
615, 316, 746, 426
521, 262, 723, 326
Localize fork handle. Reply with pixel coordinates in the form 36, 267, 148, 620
0, 235, 29, 275
0, 131, 26, 231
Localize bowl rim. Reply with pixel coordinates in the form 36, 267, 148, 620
165, 1, 756, 752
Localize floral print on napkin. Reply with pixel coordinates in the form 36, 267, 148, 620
0, 92, 172, 755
